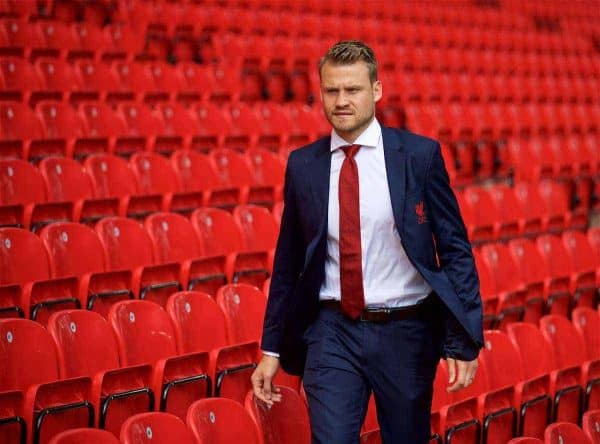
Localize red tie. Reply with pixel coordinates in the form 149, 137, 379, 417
339, 144, 365, 319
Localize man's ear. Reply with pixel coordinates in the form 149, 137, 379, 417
373, 79, 382, 103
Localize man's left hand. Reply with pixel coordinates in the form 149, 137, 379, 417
446, 357, 478, 392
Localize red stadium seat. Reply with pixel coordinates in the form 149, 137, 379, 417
175, 62, 215, 104
190, 101, 231, 151
456, 187, 497, 244
48, 428, 120, 444
216, 283, 267, 344
155, 103, 198, 151
145, 212, 226, 305
245, 148, 285, 203
170, 150, 240, 210
0, 159, 67, 230
535, 235, 575, 316
582, 409, 600, 444
84, 154, 162, 220
0, 390, 25, 444
209, 341, 259, 403
254, 102, 292, 149
562, 231, 598, 309
116, 103, 165, 156
245, 386, 311, 444
39, 155, 121, 224
0, 101, 45, 160
95, 216, 182, 305
78, 102, 126, 154
0, 56, 43, 102
47, 310, 154, 436
233, 204, 279, 252
166, 291, 230, 353
129, 152, 203, 215
544, 422, 591, 444
73, 59, 120, 101
540, 314, 600, 412
508, 322, 583, 425
39, 221, 133, 318
109, 300, 211, 419
0, 318, 94, 444
120, 412, 196, 444
571, 308, 600, 361
191, 207, 267, 293
34, 58, 80, 104
513, 183, 561, 235
187, 398, 262, 444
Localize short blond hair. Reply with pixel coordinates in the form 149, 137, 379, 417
318, 40, 378, 83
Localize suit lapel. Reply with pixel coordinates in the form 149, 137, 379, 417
382, 127, 407, 231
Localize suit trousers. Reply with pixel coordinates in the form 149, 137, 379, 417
302, 299, 444, 444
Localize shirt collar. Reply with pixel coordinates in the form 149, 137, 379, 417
330, 118, 381, 152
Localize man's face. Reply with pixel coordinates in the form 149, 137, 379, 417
320, 60, 382, 143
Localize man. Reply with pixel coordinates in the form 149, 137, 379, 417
251, 40, 483, 443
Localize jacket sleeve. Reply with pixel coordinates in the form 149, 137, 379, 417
424, 142, 483, 361
260, 154, 305, 353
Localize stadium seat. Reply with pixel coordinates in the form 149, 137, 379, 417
562, 232, 598, 309
48, 428, 120, 444
245, 148, 285, 203
216, 283, 267, 344
47, 310, 154, 436
540, 315, 600, 412
245, 386, 311, 444
0, 56, 44, 103
155, 103, 198, 152
544, 422, 592, 444
487, 184, 528, 239
507, 322, 583, 424
129, 152, 203, 215
77, 103, 126, 154
508, 239, 553, 323
254, 102, 292, 149
95, 216, 182, 307
480, 330, 552, 439
0, 390, 25, 444
187, 397, 262, 444
170, 150, 241, 210
209, 341, 259, 403
145, 212, 227, 305
513, 183, 562, 235
210, 148, 277, 208
39, 156, 120, 224
582, 409, 600, 444
535, 235, 575, 316
110, 60, 154, 103
73, 60, 120, 103
120, 412, 196, 444
538, 180, 587, 232
0, 101, 46, 160
109, 300, 211, 419
456, 187, 497, 244
571, 308, 600, 361
190, 101, 231, 151
84, 154, 162, 220
0, 159, 62, 230
233, 204, 278, 253
116, 103, 165, 156
166, 291, 230, 353
175, 62, 215, 104
0, 318, 94, 444
191, 207, 270, 293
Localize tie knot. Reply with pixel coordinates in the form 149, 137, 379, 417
342, 144, 360, 158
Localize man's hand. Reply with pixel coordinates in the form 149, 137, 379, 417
251, 355, 282, 406
446, 357, 478, 392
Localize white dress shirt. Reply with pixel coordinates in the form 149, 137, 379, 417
319, 118, 432, 307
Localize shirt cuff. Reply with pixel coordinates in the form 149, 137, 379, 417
262, 350, 280, 358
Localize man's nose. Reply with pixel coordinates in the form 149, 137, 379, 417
335, 92, 349, 107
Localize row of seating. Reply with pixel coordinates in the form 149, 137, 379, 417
428, 314, 600, 443
508, 417, 600, 444
0, 101, 326, 159
0, 151, 286, 227
473, 231, 598, 328
0, 206, 280, 321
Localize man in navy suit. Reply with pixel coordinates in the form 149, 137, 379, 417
251, 40, 483, 443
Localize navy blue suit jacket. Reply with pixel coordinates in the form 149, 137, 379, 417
261, 126, 484, 376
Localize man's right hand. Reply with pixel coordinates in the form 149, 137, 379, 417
251, 355, 282, 406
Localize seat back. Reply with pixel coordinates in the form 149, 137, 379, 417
562, 231, 596, 275
245, 148, 285, 188
39, 157, 94, 202
0, 318, 59, 391
0, 159, 46, 205
95, 216, 155, 270
120, 412, 196, 444
571, 307, 600, 360
187, 398, 262, 444
210, 148, 253, 188
166, 291, 229, 354
191, 207, 246, 256
109, 300, 178, 366
508, 238, 547, 285
480, 243, 522, 293
539, 315, 587, 369
0, 101, 45, 140
78, 102, 126, 139
481, 330, 525, 389
36, 101, 87, 140
506, 322, 555, 379
48, 428, 120, 444
535, 235, 574, 281
145, 212, 203, 263
245, 387, 311, 444
544, 422, 591, 444
84, 154, 138, 198
129, 152, 181, 195
39, 222, 106, 277
233, 205, 278, 252
582, 410, 600, 444
216, 284, 267, 344
47, 310, 120, 378
170, 150, 220, 192
0, 227, 51, 284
